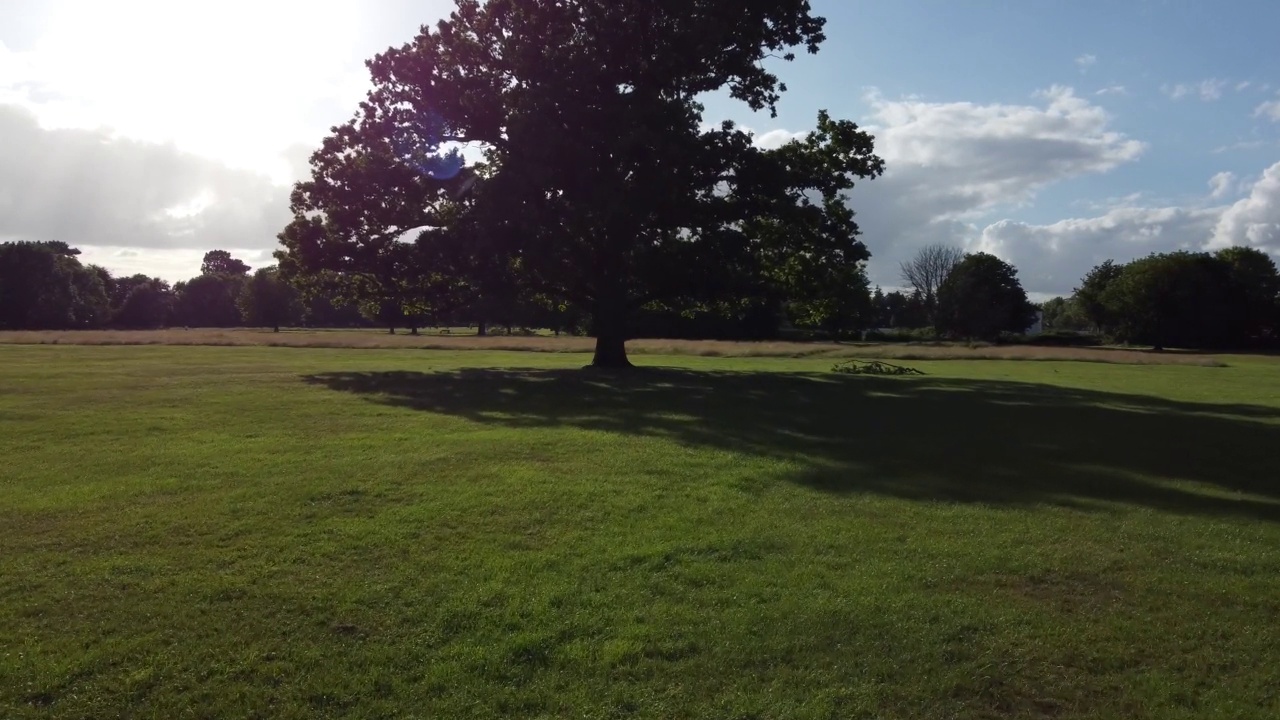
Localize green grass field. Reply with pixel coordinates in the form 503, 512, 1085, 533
3, 344, 1279, 719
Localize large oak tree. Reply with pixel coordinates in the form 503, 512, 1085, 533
277, 0, 884, 366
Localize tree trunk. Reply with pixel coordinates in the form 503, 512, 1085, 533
388, 327, 396, 335
272, 325, 280, 333
410, 326, 419, 336
591, 333, 632, 368
589, 295, 632, 368
477, 322, 487, 337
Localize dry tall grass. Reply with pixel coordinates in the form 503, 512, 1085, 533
0, 328, 1230, 366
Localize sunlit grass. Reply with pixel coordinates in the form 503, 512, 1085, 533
2, 345, 1278, 719
0, 328, 1232, 365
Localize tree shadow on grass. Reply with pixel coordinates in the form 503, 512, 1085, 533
301, 367, 1280, 522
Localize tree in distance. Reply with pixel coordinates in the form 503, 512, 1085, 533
276, 0, 885, 367
0, 241, 110, 330
173, 251, 254, 327
201, 250, 251, 277
1039, 296, 1091, 332
113, 278, 174, 329
935, 252, 1037, 341
1092, 248, 1279, 350
173, 275, 244, 328
1214, 246, 1280, 345
1073, 259, 1125, 334
899, 243, 964, 324
238, 266, 304, 332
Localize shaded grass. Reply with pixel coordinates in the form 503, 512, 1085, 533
2, 345, 1279, 719
0, 328, 1229, 365
303, 365, 1280, 520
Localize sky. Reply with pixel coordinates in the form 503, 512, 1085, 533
2, 0, 1280, 297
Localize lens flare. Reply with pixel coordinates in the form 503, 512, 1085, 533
391, 110, 466, 180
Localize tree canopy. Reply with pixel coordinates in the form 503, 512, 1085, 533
276, 0, 884, 366
238, 266, 303, 332
113, 278, 174, 329
201, 250, 251, 277
1082, 248, 1280, 350
935, 252, 1037, 341
1038, 296, 1090, 332
4, 234, 1276, 351
0, 241, 109, 330
173, 274, 245, 328
1072, 260, 1124, 333
899, 243, 964, 322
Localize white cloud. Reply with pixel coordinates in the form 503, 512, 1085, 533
1163, 79, 1229, 101
1208, 171, 1237, 199
0, 40, 33, 86
0, 104, 291, 280
1254, 100, 1280, 122
72, 247, 260, 283
861, 85, 1143, 218
0, 0, 456, 183
970, 164, 1280, 295
753, 128, 808, 150
2, 3, 348, 181
975, 206, 1224, 294
5, 4, 1277, 293
846, 86, 1145, 289
826, 87, 1280, 295
1237, 81, 1253, 92
0, 1, 461, 280
1212, 163, 1280, 250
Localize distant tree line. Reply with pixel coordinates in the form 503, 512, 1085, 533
0, 239, 1032, 341
5, 239, 1273, 349
0, 243, 347, 333
1, 241, 780, 336
877, 243, 1280, 349
1039, 247, 1280, 349
0, 240, 865, 337
870, 245, 1038, 341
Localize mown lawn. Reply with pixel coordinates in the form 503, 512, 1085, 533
2, 345, 1279, 719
